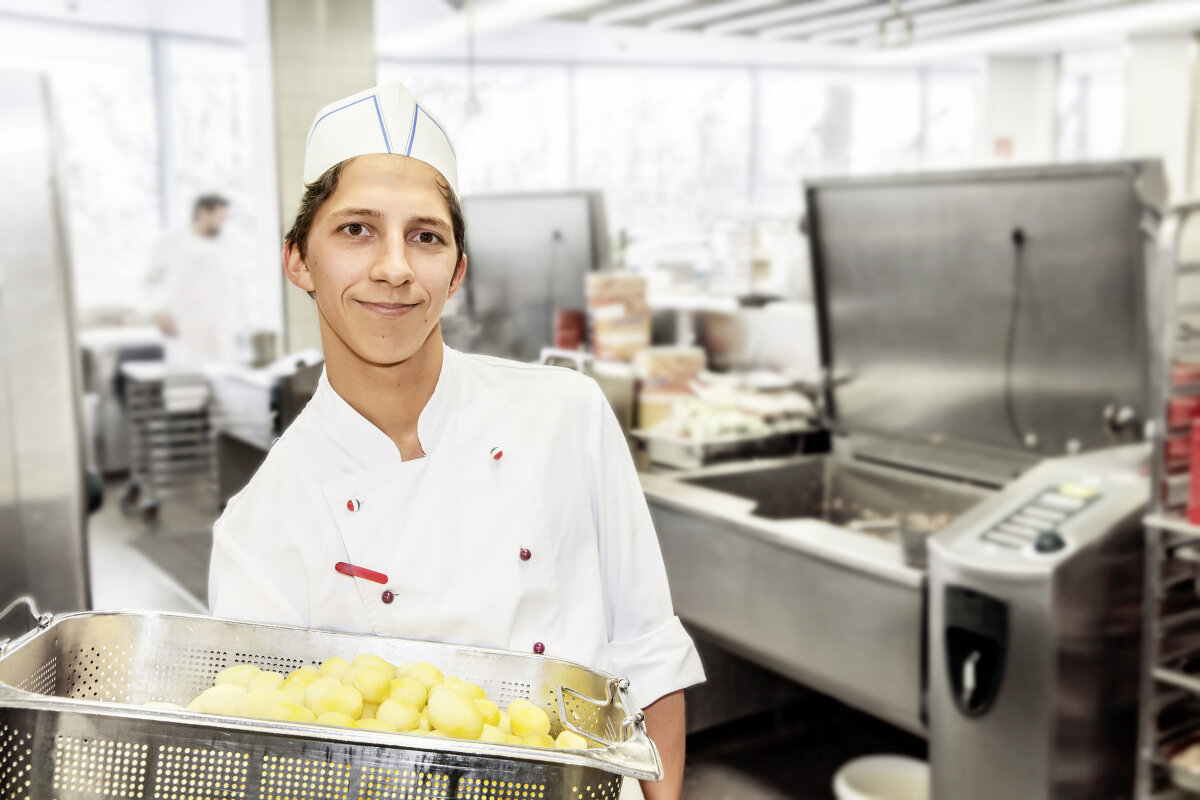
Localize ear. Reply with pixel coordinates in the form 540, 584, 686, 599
283, 241, 315, 293
447, 254, 468, 298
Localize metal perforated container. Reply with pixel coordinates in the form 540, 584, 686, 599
0, 604, 661, 800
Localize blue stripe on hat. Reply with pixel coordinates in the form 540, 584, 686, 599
307, 94, 392, 154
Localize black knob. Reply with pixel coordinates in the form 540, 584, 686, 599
1034, 531, 1065, 553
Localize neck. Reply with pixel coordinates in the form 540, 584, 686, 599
321, 319, 444, 460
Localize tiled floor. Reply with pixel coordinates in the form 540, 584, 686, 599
86, 477, 925, 800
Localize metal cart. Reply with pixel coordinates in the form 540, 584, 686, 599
1136, 200, 1200, 798
118, 360, 215, 525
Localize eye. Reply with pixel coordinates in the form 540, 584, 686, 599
412, 231, 442, 245
341, 223, 369, 237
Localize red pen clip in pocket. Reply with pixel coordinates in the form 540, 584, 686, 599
334, 561, 389, 585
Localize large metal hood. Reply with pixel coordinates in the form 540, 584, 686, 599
804, 160, 1166, 486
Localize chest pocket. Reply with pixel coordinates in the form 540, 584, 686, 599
321, 439, 554, 651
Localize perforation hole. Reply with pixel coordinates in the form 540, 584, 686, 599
143, 647, 231, 704
455, 777, 546, 799
568, 780, 622, 800
546, 689, 615, 743
155, 744, 249, 799
53, 735, 148, 797
65, 643, 142, 703
359, 766, 450, 799
232, 651, 313, 678
1, 723, 34, 800
259, 754, 351, 800
13, 648, 58, 696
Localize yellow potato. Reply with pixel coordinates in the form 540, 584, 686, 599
312, 685, 364, 720
281, 666, 320, 698
304, 676, 342, 709
376, 698, 421, 732
425, 730, 449, 738
436, 675, 487, 701
389, 677, 428, 711
416, 714, 431, 733
402, 662, 443, 690
474, 699, 500, 727
188, 684, 247, 714
498, 710, 512, 734
361, 703, 379, 720
479, 724, 508, 744
248, 671, 285, 692
508, 702, 551, 738
215, 664, 260, 687
265, 701, 316, 723
353, 718, 398, 732
521, 733, 556, 749
143, 701, 186, 711
351, 653, 396, 676
226, 689, 291, 718
425, 687, 484, 740
345, 666, 391, 704
505, 733, 523, 745
318, 657, 351, 680
316, 711, 356, 728
555, 730, 589, 750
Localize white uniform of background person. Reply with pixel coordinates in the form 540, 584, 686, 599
206, 81, 705, 778
146, 199, 243, 367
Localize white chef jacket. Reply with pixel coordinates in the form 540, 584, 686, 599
209, 345, 705, 706
146, 230, 244, 367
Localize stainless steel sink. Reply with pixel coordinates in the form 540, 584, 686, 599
680, 455, 989, 532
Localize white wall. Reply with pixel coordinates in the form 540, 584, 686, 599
1125, 32, 1198, 203
981, 55, 1058, 164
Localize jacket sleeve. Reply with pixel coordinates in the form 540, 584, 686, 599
589, 383, 706, 707
209, 500, 308, 627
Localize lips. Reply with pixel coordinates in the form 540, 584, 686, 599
359, 300, 420, 318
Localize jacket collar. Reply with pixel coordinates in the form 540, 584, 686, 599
313, 344, 460, 469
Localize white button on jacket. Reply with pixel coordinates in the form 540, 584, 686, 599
209, 346, 705, 706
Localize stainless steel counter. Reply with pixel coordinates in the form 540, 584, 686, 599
641, 455, 991, 735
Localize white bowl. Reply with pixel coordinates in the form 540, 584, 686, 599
833, 755, 930, 800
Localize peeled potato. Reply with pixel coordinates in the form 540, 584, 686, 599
426, 687, 484, 740
474, 699, 500, 727
479, 724, 508, 744
508, 701, 551, 738
521, 733, 556, 749
312, 685, 364, 720
498, 710, 512, 734
304, 676, 343, 709
345, 666, 392, 704
226, 689, 290, 718
389, 677, 428, 711
215, 664, 260, 687
318, 657, 351, 680
354, 718, 398, 732
376, 698, 421, 732
188, 684, 247, 714
402, 662, 443, 690
248, 671, 285, 692
360, 703, 379, 720
555, 730, 589, 750
351, 653, 396, 676
315, 711, 355, 728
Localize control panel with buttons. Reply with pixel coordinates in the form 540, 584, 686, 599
977, 483, 1100, 555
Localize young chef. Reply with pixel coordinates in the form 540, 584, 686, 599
208, 81, 704, 799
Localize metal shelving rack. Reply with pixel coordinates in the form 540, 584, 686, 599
1137, 200, 1200, 799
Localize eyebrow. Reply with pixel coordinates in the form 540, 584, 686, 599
408, 215, 451, 232
328, 207, 382, 220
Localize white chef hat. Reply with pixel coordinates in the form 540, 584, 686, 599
302, 81, 458, 197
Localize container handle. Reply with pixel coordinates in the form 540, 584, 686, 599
554, 677, 663, 781
0, 596, 54, 657
555, 676, 645, 747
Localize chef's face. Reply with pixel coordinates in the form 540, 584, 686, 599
284, 155, 466, 368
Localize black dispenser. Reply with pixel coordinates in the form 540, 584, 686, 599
944, 585, 1008, 717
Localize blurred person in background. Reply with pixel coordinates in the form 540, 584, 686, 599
146, 193, 244, 367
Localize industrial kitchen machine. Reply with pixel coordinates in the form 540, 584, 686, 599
640, 159, 1167, 800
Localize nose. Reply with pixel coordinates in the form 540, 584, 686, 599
369, 234, 415, 287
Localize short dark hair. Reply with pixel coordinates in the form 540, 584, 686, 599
193, 193, 229, 219
284, 157, 466, 273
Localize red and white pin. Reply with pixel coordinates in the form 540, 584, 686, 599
490, 446, 503, 461
346, 499, 361, 512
